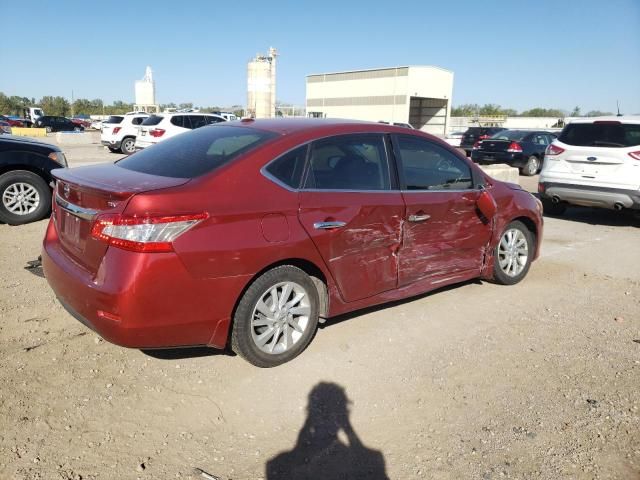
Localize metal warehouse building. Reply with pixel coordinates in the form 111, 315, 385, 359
306, 65, 453, 136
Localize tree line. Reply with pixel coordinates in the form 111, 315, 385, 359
0, 92, 243, 118
451, 104, 612, 118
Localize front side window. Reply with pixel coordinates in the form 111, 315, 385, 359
265, 145, 308, 189
395, 135, 473, 190
304, 134, 390, 191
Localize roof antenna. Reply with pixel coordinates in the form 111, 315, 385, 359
616, 100, 622, 117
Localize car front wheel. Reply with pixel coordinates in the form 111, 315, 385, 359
492, 220, 534, 285
231, 265, 319, 367
522, 156, 539, 176
0, 170, 51, 225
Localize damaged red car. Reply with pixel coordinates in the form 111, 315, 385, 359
42, 119, 543, 367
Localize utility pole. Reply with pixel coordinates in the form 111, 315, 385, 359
71, 89, 74, 117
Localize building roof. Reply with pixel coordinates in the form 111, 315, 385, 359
306, 65, 453, 78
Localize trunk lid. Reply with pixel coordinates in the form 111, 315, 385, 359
51, 164, 189, 273
476, 140, 512, 152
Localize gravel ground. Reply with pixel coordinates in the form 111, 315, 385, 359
0, 140, 639, 479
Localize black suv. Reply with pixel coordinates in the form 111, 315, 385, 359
0, 135, 67, 225
35, 116, 84, 133
460, 127, 507, 156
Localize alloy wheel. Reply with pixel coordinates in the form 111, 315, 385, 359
2, 182, 40, 215
497, 228, 529, 277
251, 281, 311, 355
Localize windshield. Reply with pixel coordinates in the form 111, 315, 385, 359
33, 109, 43, 116
117, 125, 278, 178
559, 122, 640, 148
490, 130, 528, 141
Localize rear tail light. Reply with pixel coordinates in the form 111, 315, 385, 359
478, 134, 490, 140
112, 127, 121, 134
507, 142, 523, 153
91, 212, 209, 253
472, 141, 482, 150
150, 128, 166, 138
546, 144, 565, 156
538, 183, 546, 194
628, 151, 640, 161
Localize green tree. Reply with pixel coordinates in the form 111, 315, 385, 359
39, 96, 70, 116
585, 110, 613, 117
570, 106, 581, 116
451, 103, 480, 116
520, 108, 565, 117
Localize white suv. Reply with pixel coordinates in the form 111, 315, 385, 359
101, 113, 149, 154
539, 116, 640, 214
135, 113, 226, 150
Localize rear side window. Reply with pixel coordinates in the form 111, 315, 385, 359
104, 116, 124, 124
491, 130, 528, 141
117, 126, 277, 178
204, 116, 225, 125
170, 115, 185, 128
304, 134, 390, 190
395, 135, 473, 190
131, 117, 146, 125
559, 122, 640, 148
142, 115, 164, 126
265, 145, 308, 189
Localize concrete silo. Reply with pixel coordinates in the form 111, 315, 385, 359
247, 47, 277, 118
134, 66, 159, 113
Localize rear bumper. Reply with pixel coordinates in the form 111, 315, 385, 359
539, 181, 640, 210
42, 218, 251, 349
134, 138, 156, 150
472, 151, 528, 168
101, 139, 121, 149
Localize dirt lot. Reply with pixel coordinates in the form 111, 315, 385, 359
1, 140, 639, 479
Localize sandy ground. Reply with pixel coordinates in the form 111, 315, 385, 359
0, 137, 639, 479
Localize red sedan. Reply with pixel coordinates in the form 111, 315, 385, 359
42, 119, 543, 367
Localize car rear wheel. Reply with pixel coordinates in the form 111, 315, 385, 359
0, 170, 51, 225
231, 265, 319, 367
45, 126, 52, 133
492, 220, 533, 285
522, 156, 539, 176
73, 126, 81, 132
120, 137, 136, 154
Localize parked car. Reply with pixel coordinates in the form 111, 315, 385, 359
0, 115, 24, 128
90, 119, 103, 130
460, 127, 507, 155
101, 113, 148, 154
444, 131, 465, 147
0, 121, 11, 134
0, 135, 67, 225
135, 113, 226, 149
378, 121, 415, 129
471, 130, 557, 176
539, 117, 640, 215
34, 116, 84, 133
42, 119, 543, 367
71, 118, 91, 129
219, 112, 238, 121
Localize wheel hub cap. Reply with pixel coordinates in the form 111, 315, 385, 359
497, 228, 529, 277
2, 182, 40, 215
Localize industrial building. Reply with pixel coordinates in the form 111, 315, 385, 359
306, 66, 453, 135
247, 48, 277, 119
134, 66, 159, 113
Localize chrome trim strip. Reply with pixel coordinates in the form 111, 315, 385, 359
313, 221, 347, 230
55, 193, 98, 221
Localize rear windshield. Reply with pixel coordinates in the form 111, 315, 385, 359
104, 116, 124, 124
116, 125, 278, 178
491, 130, 528, 141
559, 122, 640, 148
141, 115, 164, 126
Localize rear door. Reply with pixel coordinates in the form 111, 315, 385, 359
392, 134, 492, 286
297, 134, 404, 302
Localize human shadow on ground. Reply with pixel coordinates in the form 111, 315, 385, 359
266, 382, 389, 480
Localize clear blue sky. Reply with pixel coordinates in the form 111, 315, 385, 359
1, 0, 639, 113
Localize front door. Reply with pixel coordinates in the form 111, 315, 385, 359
297, 134, 404, 303
392, 134, 493, 286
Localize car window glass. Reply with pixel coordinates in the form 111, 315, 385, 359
559, 123, 640, 148
131, 117, 145, 126
304, 134, 390, 191
265, 145, 308, 189
142, 116, 163, 126
396, 135, 473, 190
105, 116, 124, 124
190, 115, 208, 129
171, 116, 185, 128
205, 116, 224, 125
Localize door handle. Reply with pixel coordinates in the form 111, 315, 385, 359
407, 214, 431, 222
313, 221, 346, 230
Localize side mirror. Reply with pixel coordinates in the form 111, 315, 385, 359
476, 190, 497, 220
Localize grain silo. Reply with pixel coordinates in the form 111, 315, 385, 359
134, 66, 159, 113
247, 47, 277, 118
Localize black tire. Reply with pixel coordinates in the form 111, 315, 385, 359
521, 156, 540, 176
231, 265, 320, 367
108, 147, 119, 153
120, 137, 136, 154
492, 220, 534, 286
0, 170, 52, 225
541, 198, 567, 216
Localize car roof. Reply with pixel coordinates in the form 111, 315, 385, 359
227, 118, 418, 136
153, 112, 223, 117
0, 135, 60, 150
568, 115, 640, 125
